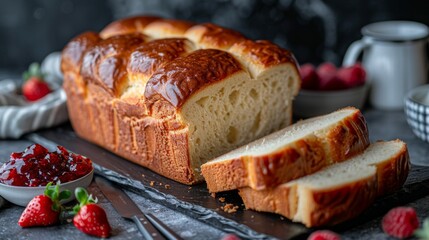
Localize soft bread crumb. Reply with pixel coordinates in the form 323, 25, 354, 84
219, 197, 225, 203
184, 68, 298, 175
209, 108, 355, 162
165, 184, 171, 189
150, 181, 155, 186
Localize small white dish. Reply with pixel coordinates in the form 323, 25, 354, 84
293, 83, 369, 118
0, 169, 94, 207
404, 84, 429, 143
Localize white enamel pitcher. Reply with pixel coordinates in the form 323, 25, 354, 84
343, 21, 429, 109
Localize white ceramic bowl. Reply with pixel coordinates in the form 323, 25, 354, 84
293, 83, 369, 118
0, 169, 94, 207
404, 84, 429, 143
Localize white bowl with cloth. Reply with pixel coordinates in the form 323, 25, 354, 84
0, 52, 68, 139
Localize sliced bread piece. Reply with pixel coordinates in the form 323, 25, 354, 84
238, 140, 410, 227
201, 107, 370, 192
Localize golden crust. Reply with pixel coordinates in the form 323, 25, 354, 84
201, 108, 370, 192
325, 109, 369, 162
80, 33, 147, 96
127, 38, 193, 77
100, 16, 161, 39
144, 49, 243, 111
373, 139, 410, 196
230, 40, 298, 68
144, 19, 195, 38
303, 176, 377, 227
239, 178, 377, 228
201, 156, 249, 193
61, 15, 299, 184
185, 23, 246, 49
61, 32, 101, 74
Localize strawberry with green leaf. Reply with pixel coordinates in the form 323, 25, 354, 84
73, 187, 111, 238
18, 182, 71, 227
22, 63, 51, 101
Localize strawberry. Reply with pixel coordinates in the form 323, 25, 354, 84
18, 182, 71, 227
307, 230, 341, 240
317, 63, 347, 91
336, 63, 366, 88
22, 63, 51, 101
73, 187, 111, 238
382, 207, 419, 238
300, 64, 319, 90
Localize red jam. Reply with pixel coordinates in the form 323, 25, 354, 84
0, 144, 93, 187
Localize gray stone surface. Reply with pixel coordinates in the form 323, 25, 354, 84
0, 109, 429, 239
342, 194, 429, 240
365, 109, 429, 167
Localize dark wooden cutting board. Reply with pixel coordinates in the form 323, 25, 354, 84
28, 124, 429, 240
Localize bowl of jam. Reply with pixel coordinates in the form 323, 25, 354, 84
0, 144, 94, 206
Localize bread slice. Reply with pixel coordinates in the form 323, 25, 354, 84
201, 107, 370, 192
238, 140, 410, 227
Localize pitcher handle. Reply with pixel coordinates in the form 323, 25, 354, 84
342, 39, 371, 67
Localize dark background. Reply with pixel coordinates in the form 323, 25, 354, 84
1, 0, 429, 72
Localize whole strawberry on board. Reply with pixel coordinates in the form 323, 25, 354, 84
22, 63, 51, 101
73, 187, 111, 238
18, 182, 71, 227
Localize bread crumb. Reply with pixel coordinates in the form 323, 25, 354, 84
188, 187, 192, 190
150, 181, 155, 186
280, 216, 284, 220
165, 184, 171, 189
219, 197, 225, 203
251, 215, 254, 218
221, 203, 239, 213
159, 182, 163, 186
141, 174, 145, 177
211, 193, 216, 198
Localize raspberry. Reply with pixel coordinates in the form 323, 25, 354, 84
220, 233, 241, 240
337, 63, 366, 88
307, 230, 341, 240
300, 64, 319, 90
382, 207, 419, 238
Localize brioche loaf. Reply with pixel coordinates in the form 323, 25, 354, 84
238, 140, 410, 227
61, 16, 300, 184
201, 107, 370, 192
